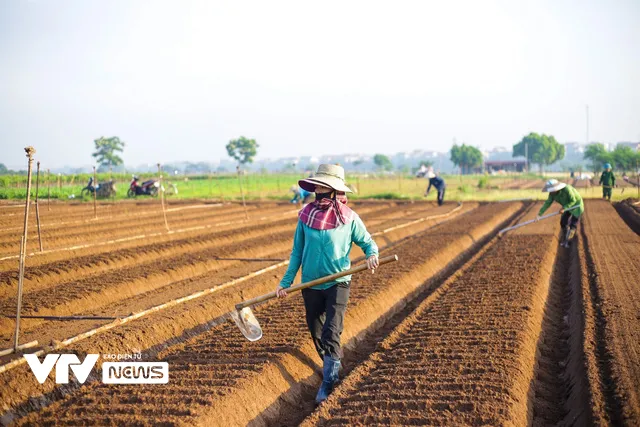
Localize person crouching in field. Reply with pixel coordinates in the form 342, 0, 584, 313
536, 179, 584, 248
275, 164, 379, 405
599, 163, 616, 201
425, 171, 446, 206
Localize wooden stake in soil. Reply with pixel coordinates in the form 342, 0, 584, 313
208, 170, 213, 197
92, 166, 97, 219
13, 146, 36, 351
158, 163, 170, 232
237, 165, 249, 220
35, 161, 44, 252
46, 168, 51, 211
110, 166, 114, 202
216, 172, 225, 201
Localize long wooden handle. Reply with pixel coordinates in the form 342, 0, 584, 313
235, 254, 399, 310
499, 205, 579, 235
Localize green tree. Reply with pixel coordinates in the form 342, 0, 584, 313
92, 136, 125, 169
450, 144, 483, 174
226, 136, 259, 165
373, 154, 393, 171
583, 143, 612, 174
0, 163, 7, 174
612, 146, 636, 173
513, 132, 564, 173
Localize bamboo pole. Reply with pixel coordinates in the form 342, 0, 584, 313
92, 166, 97, 219
35, 161, 43, 252
3, 315, 119, 321
0, 340, 39, 357
237, 165, 248, 220
158, 163, 169, 231
0, 261, 290, 375
46, 168, 51, 211
208, 170, 213, 197
216, 172, 225, 201
13, 146, 36, 351
110, 166, 114, 202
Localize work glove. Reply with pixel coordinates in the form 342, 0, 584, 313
366, 255, 379, 273
275, 285, 288, 298
560, 209, 565, 214
535, 216, 541, 222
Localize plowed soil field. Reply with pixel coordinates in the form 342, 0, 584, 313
0, 199, 638, 426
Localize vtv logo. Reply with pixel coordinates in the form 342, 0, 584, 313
24, 354, 99, 384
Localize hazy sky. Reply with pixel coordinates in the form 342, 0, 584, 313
1, 0, 639, 168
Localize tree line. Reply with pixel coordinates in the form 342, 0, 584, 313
584, 143, 640, 173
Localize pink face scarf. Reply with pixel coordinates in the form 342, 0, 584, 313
299, 194, 355, 230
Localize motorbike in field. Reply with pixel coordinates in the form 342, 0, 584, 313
127, 176, 160, 197
81, 177, 117, 198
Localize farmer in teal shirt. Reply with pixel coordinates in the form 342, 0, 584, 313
599, 163, 616, 201
537, 179, 584, 248
276, 164, 379, 405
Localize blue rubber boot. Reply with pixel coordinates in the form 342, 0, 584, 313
315, 355, 341, 405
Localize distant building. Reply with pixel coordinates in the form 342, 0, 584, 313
485, 160, 527, 173
616, 142, 640, 151
564, 142, 585, 156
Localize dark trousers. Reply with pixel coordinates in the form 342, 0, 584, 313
602, 187, 612, 200
560, 211, 580, 230
437, 188, 445, 206
301, 282, 350, 361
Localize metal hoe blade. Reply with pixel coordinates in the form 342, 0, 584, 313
231, 307, 263, 341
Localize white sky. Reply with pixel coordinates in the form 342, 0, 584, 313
1, 0, 639, 168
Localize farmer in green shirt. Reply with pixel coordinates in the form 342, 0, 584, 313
275, 164, 379, 404
537, 179, 584, 248
599, 163, 616, 201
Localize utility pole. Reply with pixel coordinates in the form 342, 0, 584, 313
525, 143, 528, 174
586, 105, 589, 145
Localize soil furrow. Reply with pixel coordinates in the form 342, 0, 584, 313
578, 200, 640, 425
7, 203, 519, 425
303, 204, 562, 426
0, 203, 468, 369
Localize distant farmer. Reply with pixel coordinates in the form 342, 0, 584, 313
599, 163, 616, 201
537, 179, 584, 248
425, 171, 446, 206
290, 185, 312, 205
275, 164, 379, 405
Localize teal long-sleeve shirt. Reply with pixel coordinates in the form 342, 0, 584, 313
279, 216, 379, 290
538, 184, 584, 218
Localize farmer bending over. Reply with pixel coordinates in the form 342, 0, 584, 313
537, 179, 584, 248
275, 164, 379, 405
599, 163, 616, 201
425, 171, 446, 206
